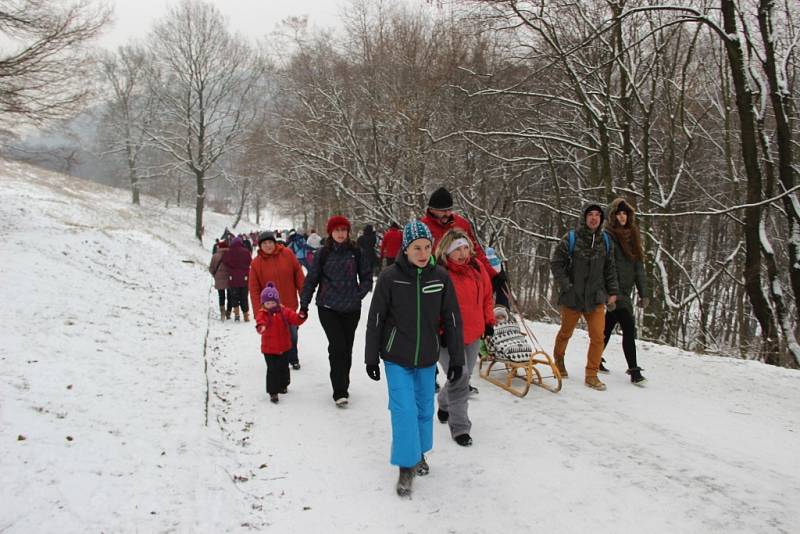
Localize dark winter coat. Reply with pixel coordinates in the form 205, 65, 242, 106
357, 226, 378, 268
365, 252, 465, 370
209, 248, 230, 290
605, 199, 648, 313
222, 238, 252, 288
550, 203, 619, 313
300, 241, 373, 313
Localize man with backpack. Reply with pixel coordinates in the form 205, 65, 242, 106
550, 203, 619, 391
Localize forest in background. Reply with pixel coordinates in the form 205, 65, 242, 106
1, 0, 798, 366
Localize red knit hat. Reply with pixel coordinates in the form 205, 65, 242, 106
326, 215, 351, 235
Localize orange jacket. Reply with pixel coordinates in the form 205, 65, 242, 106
249, 245, 306, 311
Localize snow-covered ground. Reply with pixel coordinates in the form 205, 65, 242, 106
1, 159, 799, 533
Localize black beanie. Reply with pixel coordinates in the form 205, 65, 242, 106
258, 231, 277, 246
428, 187, 453, 210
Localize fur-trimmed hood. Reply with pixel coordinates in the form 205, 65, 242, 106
606, 197, 637, 228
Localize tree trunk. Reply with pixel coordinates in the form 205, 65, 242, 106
195, 171, 205, 243
721, 0, 776, 357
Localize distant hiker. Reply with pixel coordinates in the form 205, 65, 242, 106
287, 229, 309, 269
420, 187, 498, 280
433, 229, 494, 447
240, 234, 253, 254
299, 215, 373, 406
249, 231, 306, 369
601, 198, 649, 386
379, 222, 402, 268
255, 282, 306, 404
356, 224, 378, 273
550, 203, 618, 391
365, 220, 464, 498
222, 237, 253, 322
209, 240, 230, 320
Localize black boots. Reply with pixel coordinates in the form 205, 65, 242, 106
437, 409, 449, 423
627, 367, 647, 386
396, 467, 415, 497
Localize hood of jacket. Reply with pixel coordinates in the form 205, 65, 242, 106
606, 197, 637, 228
580, 202, 606, 232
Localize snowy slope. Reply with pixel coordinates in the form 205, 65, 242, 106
1, 159, 799, 533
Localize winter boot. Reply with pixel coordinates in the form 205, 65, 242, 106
584, 376, 607, 391
396, 467, 415, 497
415, 455, 430, 476
225, 308, 231, 320
234, 306, 241, 322
599, 358, 610, 374
469, 384, 479, 395
269, 394, 279, 404
627, 367, 647, 387
437, 409, 449, 423
454, 433, 473, 447
243, 311, 250, 322
555, 355, 568, 378
335, 397, 349, 408
219, 305, 227, 321
292, 362, 301, 370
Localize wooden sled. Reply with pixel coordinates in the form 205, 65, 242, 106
479, 288, 562, 397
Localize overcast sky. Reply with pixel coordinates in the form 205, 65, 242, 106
99, 0, 348, 48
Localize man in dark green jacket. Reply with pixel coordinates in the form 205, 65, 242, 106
550, 203, 619, 390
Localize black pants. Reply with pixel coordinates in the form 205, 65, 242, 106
603, 306, 638, 369
263, 352, 290, 395
318, 307, 361, 400
217, 289, 226, 307
226, 286, 249, 313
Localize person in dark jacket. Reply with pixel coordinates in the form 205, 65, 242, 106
299, 215, 373, 406
222, 237, 253, 321
602, 198, 649, 385
356, 224, 378, 273
365, 220, 465, 498
550, 203, 619, 391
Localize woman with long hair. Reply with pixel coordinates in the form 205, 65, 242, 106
603, 198, 649, 385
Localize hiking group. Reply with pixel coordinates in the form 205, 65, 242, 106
208, 187, 649, 497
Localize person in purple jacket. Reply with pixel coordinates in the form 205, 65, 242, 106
222, 237, 253, 321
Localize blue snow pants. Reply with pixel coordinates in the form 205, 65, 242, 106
384, 361, 437, 468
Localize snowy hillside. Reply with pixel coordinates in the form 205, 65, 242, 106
1, 159, 799, 533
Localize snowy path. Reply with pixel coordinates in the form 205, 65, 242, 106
1, 159, 799, 533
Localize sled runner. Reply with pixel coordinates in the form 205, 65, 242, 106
479, 288, 562, 397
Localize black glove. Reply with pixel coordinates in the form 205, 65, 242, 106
366, 364, 381, 381
447, 365, 462, 381
494, 270, 507, 284
483, 325, 494, 338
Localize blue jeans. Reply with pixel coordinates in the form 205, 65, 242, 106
287, 325, 298, 365
384, 361, 436, 467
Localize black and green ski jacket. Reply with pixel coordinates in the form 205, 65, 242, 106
365, 252, 464, 369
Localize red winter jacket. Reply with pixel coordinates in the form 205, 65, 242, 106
255, 306, 305, 354
420, 211, 496, 278
380, 227, 403, 260
443, 258, 494, 345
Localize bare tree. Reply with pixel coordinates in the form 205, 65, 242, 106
98, 45, 157, 205
144, 0, 266, 242
0, 0, 109, 125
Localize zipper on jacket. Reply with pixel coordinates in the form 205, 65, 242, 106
386, 326, 397, 352
415, 268, 421, 366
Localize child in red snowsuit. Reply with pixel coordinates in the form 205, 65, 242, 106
256, 282, 306, 403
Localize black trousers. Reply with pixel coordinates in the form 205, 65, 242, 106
318, 307, 361, 400
226, 286, 249, 313
217, 289, 226, 307
263, 352, 290, 395
603, 306, 638, 369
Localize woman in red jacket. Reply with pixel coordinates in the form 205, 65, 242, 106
433, 228, 494, 447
